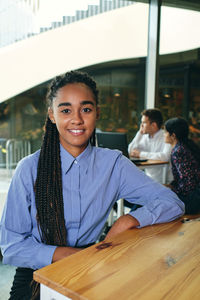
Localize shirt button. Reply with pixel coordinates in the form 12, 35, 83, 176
74, 160, 77, 164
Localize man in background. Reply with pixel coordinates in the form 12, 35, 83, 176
128, 108, 172, 183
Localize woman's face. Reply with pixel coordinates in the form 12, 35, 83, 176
48, 83, 99, 157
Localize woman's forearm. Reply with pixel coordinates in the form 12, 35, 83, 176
52, 246, 82, 263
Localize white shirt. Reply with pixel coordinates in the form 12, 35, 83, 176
128, 129, 172, 183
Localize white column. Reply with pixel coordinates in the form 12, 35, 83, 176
145, 0, 161, 109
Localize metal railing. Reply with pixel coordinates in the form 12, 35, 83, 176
0, 138, 31, 176
0, 138, 7, 168
0, 0, 134, 48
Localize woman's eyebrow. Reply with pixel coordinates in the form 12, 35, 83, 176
58, 100, 95, 107
58, 102, 71, 107
81, 100, 95, 106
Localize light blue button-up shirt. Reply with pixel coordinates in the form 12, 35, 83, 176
0, 144, 184, 270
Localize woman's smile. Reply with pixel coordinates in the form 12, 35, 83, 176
68, 129, 85, 136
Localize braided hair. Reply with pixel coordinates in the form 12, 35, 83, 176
34, 71, 99, 246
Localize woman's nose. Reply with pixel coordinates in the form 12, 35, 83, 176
71, 111, 83, 124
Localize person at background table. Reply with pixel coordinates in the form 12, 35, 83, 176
0, 71, 184, 300
164, 117, 200, 214
128, 108, 172, 183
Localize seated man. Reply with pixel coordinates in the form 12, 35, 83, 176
128, 108, 172, 183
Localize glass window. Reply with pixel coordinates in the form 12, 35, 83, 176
157, 69, 184, 121
91, 68, 142, 143
189, 70, 200, 145
0, 84, 47, 152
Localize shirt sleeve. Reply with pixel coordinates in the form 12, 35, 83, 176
140, 143, 172, 161
117, 155, 185, 227
0, 157, 57, 270
128, 131, 145, 153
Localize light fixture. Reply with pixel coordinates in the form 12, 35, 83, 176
161, 88, 173, 99
113, 88, 120, 97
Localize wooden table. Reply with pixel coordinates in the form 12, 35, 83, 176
134, 159, 169, 167
34, 215, 200, 300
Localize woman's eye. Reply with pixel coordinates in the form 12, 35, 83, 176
61, 109, 70, 113
83, 107, 92, 113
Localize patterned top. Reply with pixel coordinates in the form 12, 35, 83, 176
171, 142, 200, 195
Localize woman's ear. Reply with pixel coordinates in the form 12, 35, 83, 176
48, 107, 55, 123
151, 121, 158, 131
171, 133, 177, 141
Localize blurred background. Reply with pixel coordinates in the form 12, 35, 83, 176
0, 1, 200, 163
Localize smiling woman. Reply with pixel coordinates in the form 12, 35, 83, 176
0, 71, 184, 300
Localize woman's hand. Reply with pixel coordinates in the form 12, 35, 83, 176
105, 214, 140, 240
52, 246, 82, 263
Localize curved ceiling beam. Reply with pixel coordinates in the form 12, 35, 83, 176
0, 3, 200, 103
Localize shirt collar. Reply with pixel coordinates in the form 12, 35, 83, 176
149, 129, 162, 139
60, 143, 93, 174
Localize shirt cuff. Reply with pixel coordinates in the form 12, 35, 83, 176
139, 151, 148, 159
128, 207, 153, 228
36, 244, 57, 269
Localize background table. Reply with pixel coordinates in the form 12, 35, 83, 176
134, 159, 169, 184
34, 215, 200, 300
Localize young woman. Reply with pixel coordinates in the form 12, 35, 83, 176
0, 71, 184, 299
164, 117, 200, 214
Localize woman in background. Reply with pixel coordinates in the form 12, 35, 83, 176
164, 117, 200, 214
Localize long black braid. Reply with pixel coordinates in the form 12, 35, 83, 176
32, 71, 99, 299
35, 117, 66, 245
